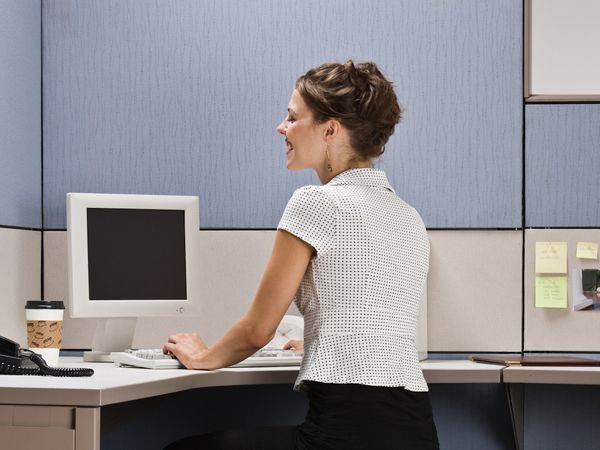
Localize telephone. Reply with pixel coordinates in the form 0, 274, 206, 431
0, 336, 93, 377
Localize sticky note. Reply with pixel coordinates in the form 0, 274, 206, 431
535, 241, 567, 274
576, 242, 598, 260
535, 276, 568, 308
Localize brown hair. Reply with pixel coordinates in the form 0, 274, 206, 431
295, 60, 402, 160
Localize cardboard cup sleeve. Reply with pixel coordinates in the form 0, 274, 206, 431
27, 320, 63, 348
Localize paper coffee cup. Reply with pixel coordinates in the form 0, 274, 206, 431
25, 300, 65, 367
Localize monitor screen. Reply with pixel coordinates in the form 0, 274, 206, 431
87, 208, 187, 301
67, 193, 200, 318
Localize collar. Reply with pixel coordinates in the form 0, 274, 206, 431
325, 168, 395, 194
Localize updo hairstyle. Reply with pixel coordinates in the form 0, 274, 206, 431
295, 60, 402, 160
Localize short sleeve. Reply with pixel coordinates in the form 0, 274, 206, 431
277, 186, 337, 255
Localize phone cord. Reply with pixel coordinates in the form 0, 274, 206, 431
0, 361, 43, 375
0, 351, 94, 377
29, 352, 94, 377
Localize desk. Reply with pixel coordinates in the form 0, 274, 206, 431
503, 364, 600, 450
503, 364, 600, 385
0, 358, 502, 450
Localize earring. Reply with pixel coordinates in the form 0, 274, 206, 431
325, 144, 333, 173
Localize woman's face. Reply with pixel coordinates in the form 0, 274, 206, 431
276, 89, 326, 171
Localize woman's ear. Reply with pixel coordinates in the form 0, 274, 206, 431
323, 120, 342, 141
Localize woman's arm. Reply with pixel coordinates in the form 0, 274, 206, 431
163, 229, 313, 369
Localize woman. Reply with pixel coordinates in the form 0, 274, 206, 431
164, 60, 439, 449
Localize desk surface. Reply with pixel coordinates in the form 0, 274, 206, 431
0, 358, 502, 407
503, 365, 600, 385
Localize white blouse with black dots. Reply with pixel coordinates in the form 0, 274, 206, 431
278, 168, 430, 392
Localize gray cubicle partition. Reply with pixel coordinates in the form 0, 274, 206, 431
0, 0, 41, 229
41, 0, 522, 230
525, 105, 600, 228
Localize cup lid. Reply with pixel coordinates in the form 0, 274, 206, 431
25, 300, 65, 310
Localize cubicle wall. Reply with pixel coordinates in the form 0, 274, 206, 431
41, 0, 522, 230
0, 229, 41, 346
0, 0, 41, 344
0, 0, 41, 230
46, 229, 523, 353
39, 0, 524, 355
524, 106, 600, 351
15, 0, 599, 352
428, 231, 522, 352
524, 230, 600, 351
526, 105, 600, 227
525, 0, 600, 101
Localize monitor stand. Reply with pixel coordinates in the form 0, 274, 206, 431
84, 318, 137, 362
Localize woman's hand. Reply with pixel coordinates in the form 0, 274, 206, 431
163, 332, 208, 369
283, 339, 304, 353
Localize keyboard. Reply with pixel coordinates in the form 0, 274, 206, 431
232, 348, 303, 368
111, 347, 302, 369
111, 349, 183, 369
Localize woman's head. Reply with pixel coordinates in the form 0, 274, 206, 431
295, 60, 401, 160
276, 60, 401, 183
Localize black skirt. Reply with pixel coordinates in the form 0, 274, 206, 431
165, 381, 439, 450
296, 381, 439, 450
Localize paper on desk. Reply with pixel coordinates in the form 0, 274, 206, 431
576, 242, 598, 260
535, 241, 567, 274
535, 276, 567, 308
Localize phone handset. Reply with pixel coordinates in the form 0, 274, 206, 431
0, 336, 93, 377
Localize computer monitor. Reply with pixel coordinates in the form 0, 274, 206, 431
67, 193, 201, 361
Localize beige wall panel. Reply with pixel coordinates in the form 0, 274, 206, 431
0, 228, 40, 346
44, 231, 300, 349
45, 230, 429, 353
525, 229, 600, 351
47, 230, 520, 353
427, 230, 522, 352
529, 0, 600, 96
43, 231, 95, 348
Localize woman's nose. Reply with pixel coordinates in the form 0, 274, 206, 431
276, 121, 286, 135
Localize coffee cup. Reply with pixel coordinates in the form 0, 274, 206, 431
25, 300, 65, 366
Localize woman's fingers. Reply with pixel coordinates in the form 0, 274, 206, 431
283, 339, 304, 351
167, 333, 183, 343
163, 333, 208, 360
163, 342, 176, 355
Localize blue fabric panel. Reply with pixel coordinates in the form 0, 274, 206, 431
42, 0, 522, 229
429, 384, 514, 450
526, 104, 600, 227
0, 0, 41, 228
524, 385, 600, 450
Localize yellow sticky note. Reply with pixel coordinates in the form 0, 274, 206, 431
535, 241, 567, 274
576, 242, 598, 260
535, 276, 567, 308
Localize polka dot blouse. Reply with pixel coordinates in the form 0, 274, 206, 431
278, 168, 429, 392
